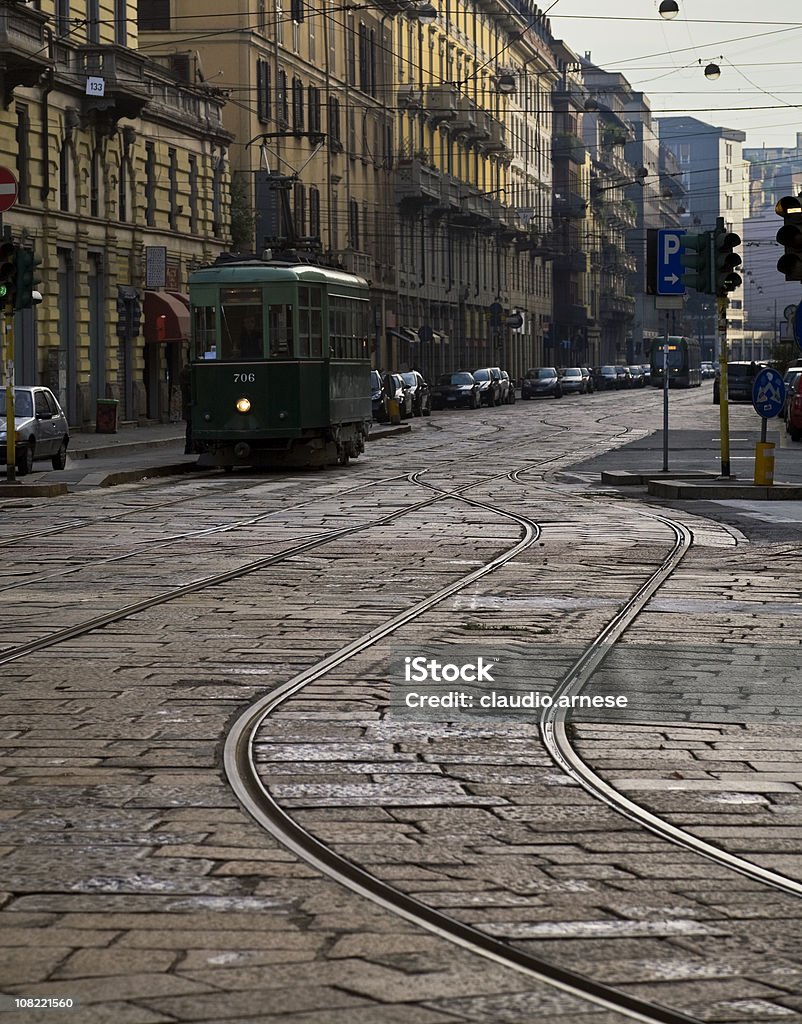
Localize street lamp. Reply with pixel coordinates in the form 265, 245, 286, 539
704, 62, 721, 80
658, 0, 679, 19
412, 2, 437, 24
496, 72, 516, 95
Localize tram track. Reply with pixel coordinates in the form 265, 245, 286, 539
0, 405, 645, 608
1, 388, 792, 1022
222, 456, 801, 1023
224, 474, 707, 1024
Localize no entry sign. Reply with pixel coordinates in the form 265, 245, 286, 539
0, 167, 18, 213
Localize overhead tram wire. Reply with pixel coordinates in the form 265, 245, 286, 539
131, 4, 790, 238
131, 0, 802, 150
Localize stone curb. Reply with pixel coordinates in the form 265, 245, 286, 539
367, 423, 412, 440
0, 482, 69, 498
647, 479, 802, 500
601, 469, 728, 486
69, 435, 185, 460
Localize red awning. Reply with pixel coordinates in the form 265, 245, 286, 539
144, 290, 190, 343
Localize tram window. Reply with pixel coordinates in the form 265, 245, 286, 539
310, 308, 322, 356
220, 289, 263, 360
297, 286, 322, 358
193, 306, 217, 360
268, 304, 294, 358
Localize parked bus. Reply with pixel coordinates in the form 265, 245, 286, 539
649, 337, 702, 388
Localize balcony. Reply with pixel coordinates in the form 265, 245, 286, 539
75, 45, 151, 121
0, 4, 51, 103
425, 83, 459, 123
371, 0, 418, 12
440, 176, 461, 210
465, 106, 491, 144
397, 84, 424, 110
451, 96, 477, 135
479, 118, 511, 157
600, 294, 635, 320
396, 158, 441, 206
553, 190, 587, 220
552, 133, 586, 164
597, 197, 636, 229
334, 249, 374, 278
449, 193, 488, 227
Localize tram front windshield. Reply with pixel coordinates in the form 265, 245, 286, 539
220, 288, 264, 360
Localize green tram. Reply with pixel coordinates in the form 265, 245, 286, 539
649, 336, 702, 388
189, 256, 372, 467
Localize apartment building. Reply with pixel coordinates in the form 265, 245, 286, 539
659, 115, 746, 360
141, 0, 396, 369
1, 0, 231, 424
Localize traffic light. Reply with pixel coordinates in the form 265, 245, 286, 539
713, 217, 742, 297
0, 239, 17, 309
14, 248, 42, 310
775, 196, 802, 281
680, 231, 712, 293
116, 290, 129, 338
131, 294, 142, 337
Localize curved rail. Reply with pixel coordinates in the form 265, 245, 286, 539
224, 483, 702, 1024
540, 507, 802, 899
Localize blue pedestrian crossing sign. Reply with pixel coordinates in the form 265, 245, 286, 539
752, 367, 785, 418
657, 229, 686, 295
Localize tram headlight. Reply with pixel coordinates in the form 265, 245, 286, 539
235, 397, 252, 414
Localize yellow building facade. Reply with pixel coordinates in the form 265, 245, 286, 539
142, 0, 560, 380
390, 0, 557, 377
1, 0, 231, 425
141, 0, 397, 367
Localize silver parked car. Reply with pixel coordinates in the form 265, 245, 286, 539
0, 386, 70, 475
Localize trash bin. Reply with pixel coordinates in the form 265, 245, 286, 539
754, 441, 775, 485
95, 398, 119, 434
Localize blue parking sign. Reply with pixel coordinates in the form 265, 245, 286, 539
657, 229, 686, 295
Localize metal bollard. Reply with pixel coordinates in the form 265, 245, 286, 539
387, 398, 401, 425
754, 441, 775, 486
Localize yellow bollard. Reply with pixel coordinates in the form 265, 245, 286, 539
754, 441, 775, 486
387, 398, 401, 426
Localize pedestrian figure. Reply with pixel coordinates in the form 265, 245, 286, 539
180, 355, 193, 454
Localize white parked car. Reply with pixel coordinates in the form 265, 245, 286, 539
0, 386, 70, 475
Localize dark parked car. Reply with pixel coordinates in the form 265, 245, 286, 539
628, 365, 646, 387
371, 369, 389, 422
431, 371, 481, 410
0, 386, 70, 476
713, 361, 765, 404
614, 365, 633, 388
521, 367, 562, 399
593, 365, 619, 391
559, 367, 587, 395
400, 370, 431, 417
473, 367, 502, 406
580, 367, 594, 393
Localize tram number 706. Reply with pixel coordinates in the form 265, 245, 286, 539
234, 373, 256, 383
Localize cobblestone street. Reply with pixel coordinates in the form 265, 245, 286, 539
2, 389, 801, 1023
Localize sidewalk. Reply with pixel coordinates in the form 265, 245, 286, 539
68, 421, 187, 459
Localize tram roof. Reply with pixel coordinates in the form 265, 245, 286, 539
189, 261, 369, 289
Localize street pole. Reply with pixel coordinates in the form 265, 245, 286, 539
4, 304, 16, 483
718, 295, 731, 478
662, 311, 669, 472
